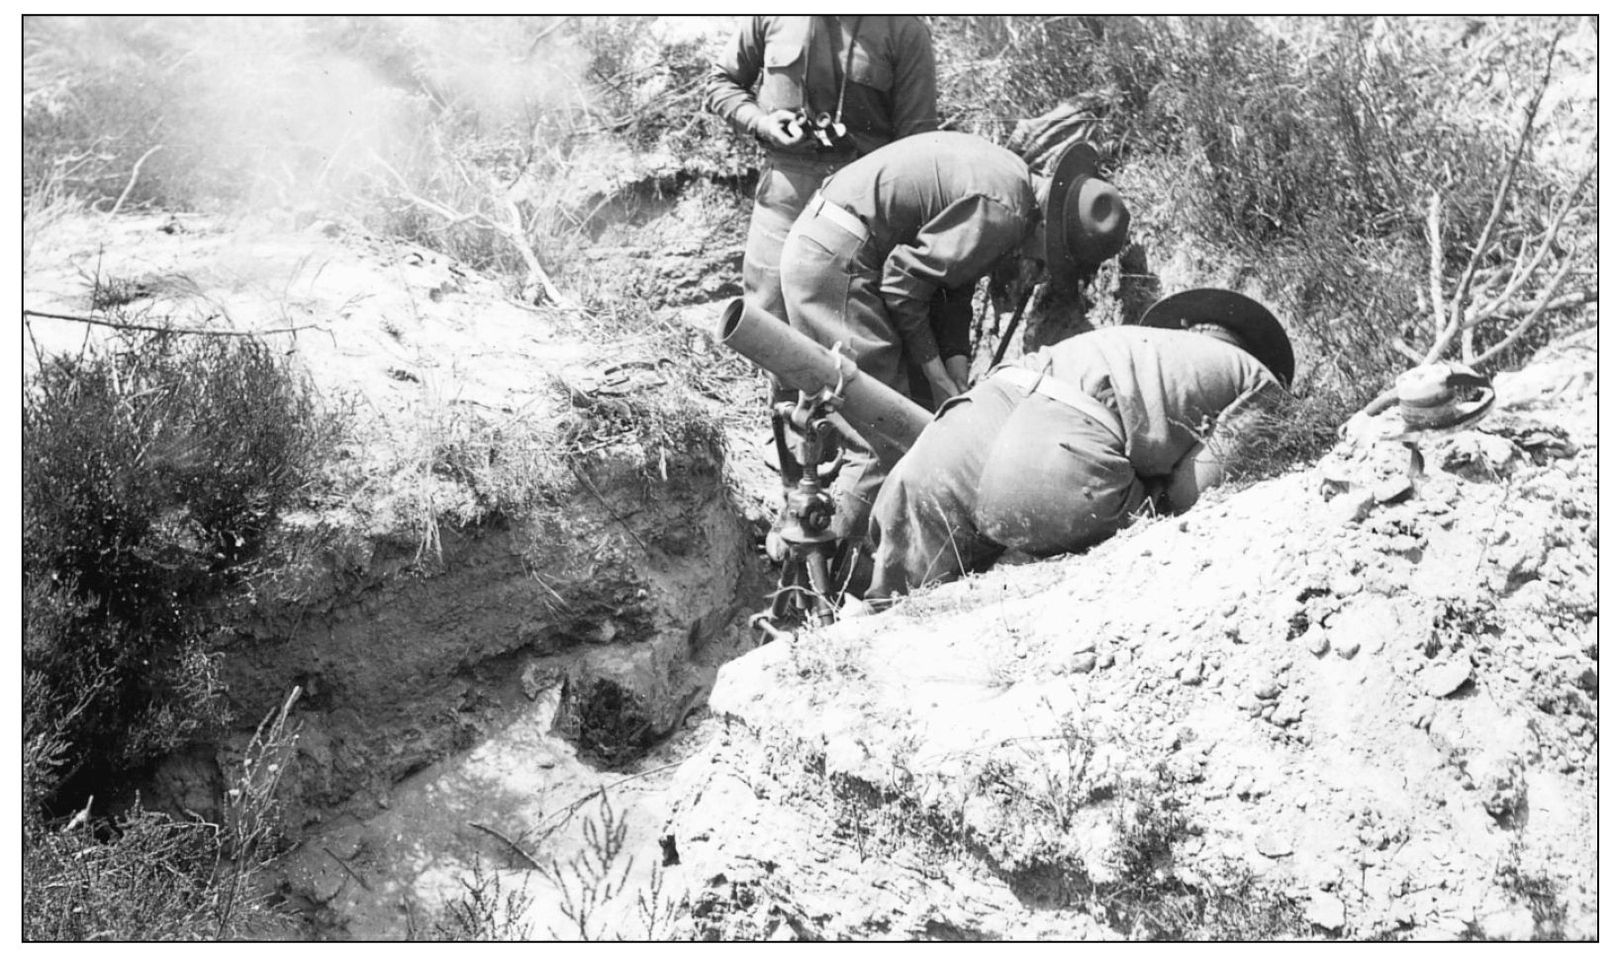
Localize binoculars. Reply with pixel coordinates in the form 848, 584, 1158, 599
788, 109, 848, 149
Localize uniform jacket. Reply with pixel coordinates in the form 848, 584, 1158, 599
1013, 326, 1281, 477
705, 16, 939, 161
819, 131, 1039, 365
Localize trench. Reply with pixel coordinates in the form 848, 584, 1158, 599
252, 485, 775, 940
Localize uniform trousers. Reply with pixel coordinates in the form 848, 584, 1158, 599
743, 153, 850, 328
779, 203, 913, 542
866, 373, 1150, 600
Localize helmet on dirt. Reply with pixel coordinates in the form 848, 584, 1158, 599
1136, 288, 1296, 389
1394, 363, 1495, 432
1044, 140, 1130, 285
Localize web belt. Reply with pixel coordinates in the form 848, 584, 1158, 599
806, 193, 869, 242
994, 365, 1126, 446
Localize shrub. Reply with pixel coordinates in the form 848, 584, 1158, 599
23, 690, 303, 941
938, 15, 1589, 477
23, 332, 333, 810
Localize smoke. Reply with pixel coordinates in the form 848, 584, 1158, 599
25, 15, 597, 212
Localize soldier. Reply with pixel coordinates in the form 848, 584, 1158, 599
781, 131, 1130, 543
706, 16, 940, 346
858, 290, 1294, 605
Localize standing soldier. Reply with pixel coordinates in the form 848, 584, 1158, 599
706, 16, 940, 349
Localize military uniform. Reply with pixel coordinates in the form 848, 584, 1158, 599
779, 130, 1042, 539
706, 16, 939, 328
865, 326, 1282, 599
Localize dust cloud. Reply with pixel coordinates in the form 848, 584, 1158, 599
26, 15, 597, 210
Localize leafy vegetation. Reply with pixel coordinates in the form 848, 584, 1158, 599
23, 690, 302, 941
24, 329, 333, 812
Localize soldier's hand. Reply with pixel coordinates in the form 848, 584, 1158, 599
756, 109, 805, 147
944, 355, 970, 392
922, 357, 962, 402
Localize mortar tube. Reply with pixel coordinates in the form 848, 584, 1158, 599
716, 298, 932, 466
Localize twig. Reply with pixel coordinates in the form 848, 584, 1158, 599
23, 309, 319, 337
321, 846, 373, 892
1389, 337, 1424, 363
107, 144, 163, 218
1424, 191, 1445, 342
530, 760, 688, 842
565, 457, 651, 554
524, 17, 572, 57
368, 150, 581, 311
1467, 289, 1594, 325
498, 197, 577, 310
1474, 250, 1579, 366
1469, 164, 1594, 322
1428, 28, 1560, 365
469, 821, 544, 870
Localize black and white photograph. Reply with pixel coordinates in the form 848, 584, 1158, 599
20, 14, 1597, 940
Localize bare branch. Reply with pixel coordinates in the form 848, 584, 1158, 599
1433, 28, 1562, 363
107, 144, 164, 218
499, 197, 578, 310
469, 822, 543, 870
368, 150, 580, 311
1424, 191, 1446, 342
1389, 337, 1424, 363
1465, 289, 1594, 326
24, 309, 319, 337
1474, 249, 1581, 366
1471, 163, 1594, 321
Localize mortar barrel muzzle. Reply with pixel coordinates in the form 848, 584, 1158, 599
716, 298, 931, 465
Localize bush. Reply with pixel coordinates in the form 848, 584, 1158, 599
23, 689, 303, 941
937, 16, 1589, 478
23, 332, 333, 810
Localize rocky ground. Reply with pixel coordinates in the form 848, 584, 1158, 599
24, 195, 1597, 942
23, 18, 1597, 936
659, 329, 1598, 941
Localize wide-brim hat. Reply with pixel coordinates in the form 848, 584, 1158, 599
1137, 288, 1296, 388
1045, 140, 1130, 282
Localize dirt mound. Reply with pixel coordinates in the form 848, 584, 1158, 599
24, 208, 767, 833
661, 329, 1597, 941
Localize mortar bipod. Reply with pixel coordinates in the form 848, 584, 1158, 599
751, 392, 847, 642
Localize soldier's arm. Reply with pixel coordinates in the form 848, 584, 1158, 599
1162, 381, 1283, 514
705, 17, 769, 138
881, 196, 1024, 367
889, 17, 940, 138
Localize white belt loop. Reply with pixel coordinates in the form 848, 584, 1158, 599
994, 365, 1125, 446
808, 193, 869, 242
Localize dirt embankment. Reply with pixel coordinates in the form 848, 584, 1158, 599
24, 204, 767, 835
660, 329, 1597, 941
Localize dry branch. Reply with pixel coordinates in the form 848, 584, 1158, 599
24, 309, 319, 338
1443, 29, 1560, 353
107, 144, 163, 218
469, 821, 544, 870
369, 152, 581, 312
529, 761, 686, 843
1424, 192, 1445, 341
1409, 28, 1586, 373
1474, 250, 1582, 366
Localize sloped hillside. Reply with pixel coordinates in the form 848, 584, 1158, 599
661, 329, 1597, 941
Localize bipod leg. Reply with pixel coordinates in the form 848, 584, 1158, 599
803, 544, 837, 626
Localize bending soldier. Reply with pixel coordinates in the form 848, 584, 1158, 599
860, 289, 1294, 604
781, 131, 1130, 543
